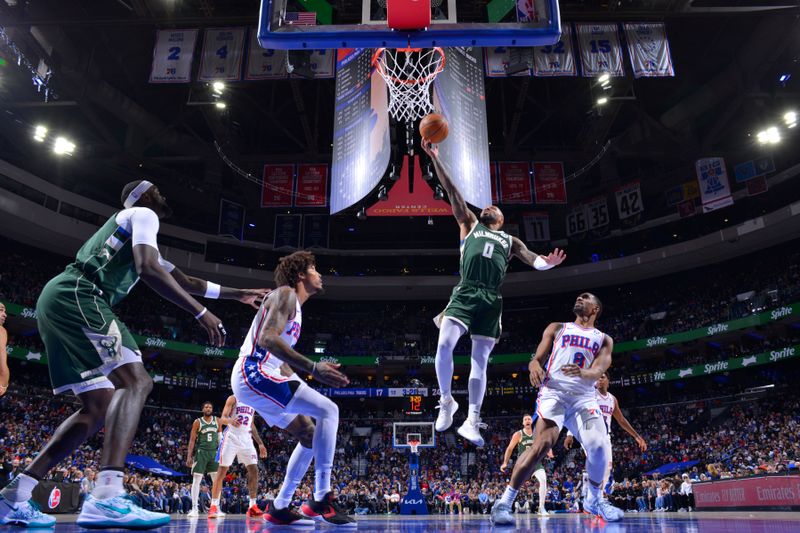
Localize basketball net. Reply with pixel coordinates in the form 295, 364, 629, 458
408, 440, 421, 455
372, 47, 446, 123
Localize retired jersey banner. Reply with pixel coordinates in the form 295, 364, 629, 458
484, 47, 531, 78
498, 162, 533, 204
585, 196, 610, 229
615, 181, 644, 219
274, 214, 302, 249
522, 212, 550, 242
576, 23, 624, 77
534, 25, 577, 77
198, 28, 246, 81
532, 162, 567, 204
292, 50, 335, 79
295, 164, 328, 207
490, 162, 499, 204
245, 29, 287, 80
218, 199, 245, 240
623, 23, 675, 78
149, 29, 198, 83
696, 158, 734, 213
261, 164, 295, 207
566, 205, 588, 236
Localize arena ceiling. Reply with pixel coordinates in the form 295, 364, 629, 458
0, 0, 799, 251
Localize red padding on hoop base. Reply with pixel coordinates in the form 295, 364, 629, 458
387, 0, 431, 30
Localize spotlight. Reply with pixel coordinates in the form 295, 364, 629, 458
356, 207, 367, 220
784, 111, 797, 128
597, 97, 608, 105
378, 185, 388, 201
212, 81, 225, 94
52, 136, 75, 156
434, 186, 444, 200
215, 101, 227, 109
779, 73, 791, 84
33, 125, 47, 142
598, 73, 610, 84
757, 127, 781, 145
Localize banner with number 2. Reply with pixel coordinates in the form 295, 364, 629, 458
150, 29, 199, 83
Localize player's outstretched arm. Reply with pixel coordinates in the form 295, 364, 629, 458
186, 419, 199, 468
0, 326, 8, 396
529, 322, 562, 387
421, 138, 477, 230
612, 397, 647, 452
251, 423, 267, 458
511, 238, 566, 270
169, 267, 269, 309
257, 287, 349, 388
562, 335, 614, 382
501, 432, 522, 472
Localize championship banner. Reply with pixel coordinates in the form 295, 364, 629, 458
696, 157, 734, 213
484, 47, 531, 78
261, 164, 295, 207
533, 24, 577, 77
295, 164, 328, 207
522, 212, 550, 242
585, 196, 610, 229
576, 23, 624, 77
291, 50, 335, 79
694, 476, 800, 511
490, 161, 499, 204
245, 29, 288, 80
303, 214, 329, 248
198, 27, 246, 81
498, 162, 533, 204
218, 199, 245, 240
615, 181, 644, 220
623, 23, 675, 78
566, 204, 588, 236
273, 214, 302, 249
149, 29, 198, 83
532, 162, 567, 204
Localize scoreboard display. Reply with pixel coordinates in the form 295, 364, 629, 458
404, 394, 425, 416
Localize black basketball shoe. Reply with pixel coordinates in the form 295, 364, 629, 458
300, 492, 357, 527
264, 501, 315, 526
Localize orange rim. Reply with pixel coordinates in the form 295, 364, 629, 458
372, 47, 446, 85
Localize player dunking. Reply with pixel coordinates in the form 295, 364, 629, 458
421, 139, 566, 446
564, 371, 647, 495
491, 293, 624, 524
208, 395, 268, 519
231, 251, 356, 527
0, 180, 266, 529
500, 414, 554, 516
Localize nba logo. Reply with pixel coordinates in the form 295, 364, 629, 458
48, 487, 61, 509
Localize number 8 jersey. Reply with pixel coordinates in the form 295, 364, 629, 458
541, 322, 606, 395
460, 222, 512, 291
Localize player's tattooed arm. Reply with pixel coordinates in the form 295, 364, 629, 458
529, 322, 562, 387
257, 287, 349, 388
420, 138, 477, 229
169, 267, 269, 310
562, 334, 614, 381
511, 238, 567, 270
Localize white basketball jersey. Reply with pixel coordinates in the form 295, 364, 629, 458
542, 322, 606, 395
230, 400, 256, 435
239, 296, 302, 375
596, 390, 616, 435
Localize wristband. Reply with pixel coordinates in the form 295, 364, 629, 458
194, 307, 207, 320
205, 282, 221, 299
534, 256, 554, 271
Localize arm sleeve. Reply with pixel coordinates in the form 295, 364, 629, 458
129, 208, 160, 249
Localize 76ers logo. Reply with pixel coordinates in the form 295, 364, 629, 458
48, 487, 61, 509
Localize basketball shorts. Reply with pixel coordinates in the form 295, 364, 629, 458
534, 387, 604, 436
192, 449, 219, 475
231, 355, 306, 429
435, 283, 502, 341
216, 429, 258, 467
36, 273, 142, 395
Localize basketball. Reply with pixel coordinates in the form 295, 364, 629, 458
419, 113, 449, 144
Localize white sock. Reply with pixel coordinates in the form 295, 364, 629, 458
435, 319, 465, 399
92, 470, 125, 500
587, 484, 603, 504
467, 337, 493, 423
249, 498, 257, 507
191, 473, 203, 511
499, 486, 518, 507
0, 473, 39, 503
274, 444, 314, 509
211, 498, 219, 506
534, 470, 547, 510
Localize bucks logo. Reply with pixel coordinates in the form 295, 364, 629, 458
100, 338, 118, 359
83, 320, 123, 362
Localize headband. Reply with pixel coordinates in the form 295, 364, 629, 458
123, 180, 154, 209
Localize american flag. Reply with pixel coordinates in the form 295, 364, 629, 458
285, 11, 317, 25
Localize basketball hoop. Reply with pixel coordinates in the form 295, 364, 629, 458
372, 47, 446, 123
408, 440, 421, 454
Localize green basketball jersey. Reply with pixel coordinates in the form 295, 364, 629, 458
66, 213, 139, 306
197, 416, 219, 452
517, 429, 535, 456
459, 222, 512, 290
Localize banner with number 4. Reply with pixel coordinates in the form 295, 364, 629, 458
615, 181, 644, 220
199, 28, 246, 81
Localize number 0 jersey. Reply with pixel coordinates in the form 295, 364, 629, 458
459, 222, 512, 291
541, 322, 606, 395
